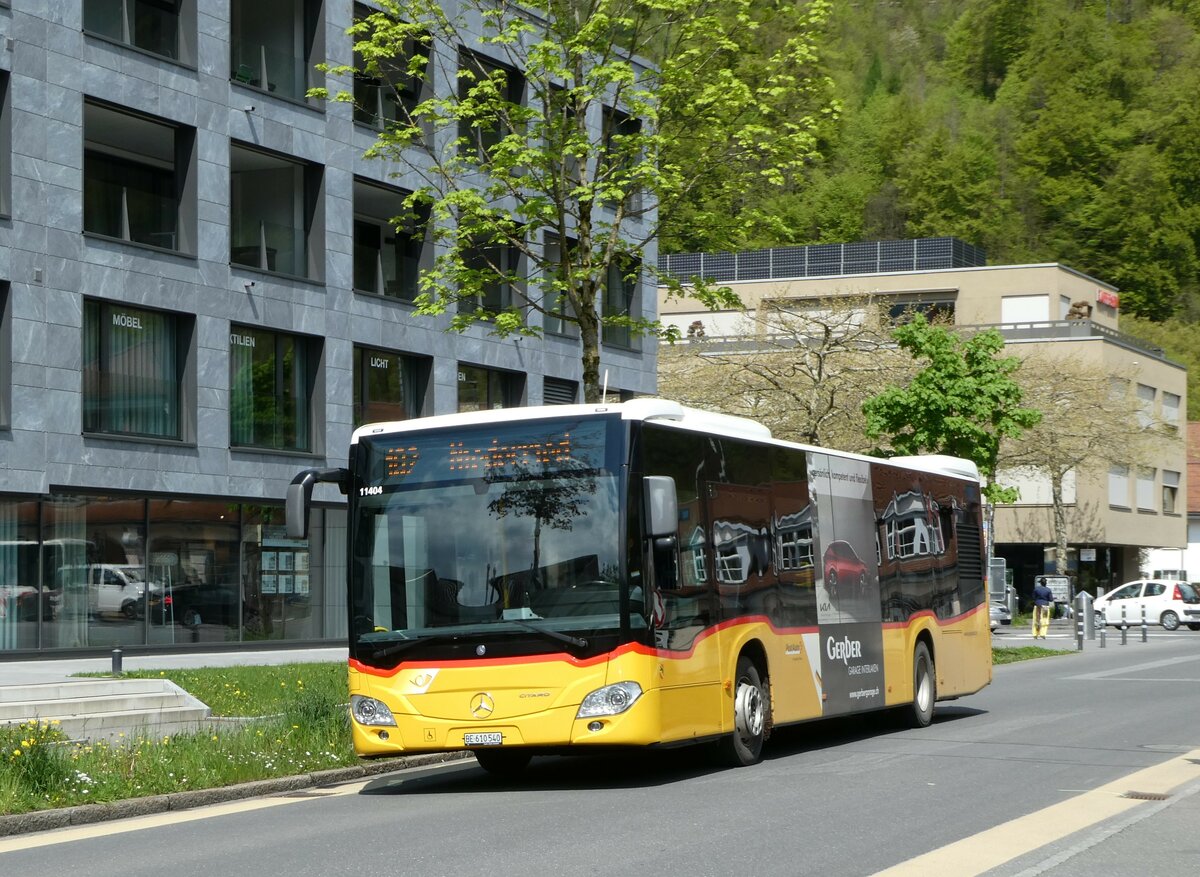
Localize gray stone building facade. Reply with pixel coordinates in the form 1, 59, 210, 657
0, 1, 655, 655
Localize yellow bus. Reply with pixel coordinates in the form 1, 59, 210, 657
286, 399, 992, 773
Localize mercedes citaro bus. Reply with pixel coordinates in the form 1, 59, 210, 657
286, 399, 992, 774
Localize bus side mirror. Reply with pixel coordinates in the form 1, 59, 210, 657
286, 468, 350, 539
286, 480, 312, 539
643, 476, 678, 538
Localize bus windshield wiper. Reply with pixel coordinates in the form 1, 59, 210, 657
371, 633, 454, 660
506, 619, 588, 653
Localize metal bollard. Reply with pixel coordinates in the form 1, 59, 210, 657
1121, 605, 1127, 645
111, 647, 123, 676
1142, 605, 1148, 643
1100, 619, 1106, 648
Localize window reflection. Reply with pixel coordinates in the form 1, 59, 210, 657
0, 495, 333, 653
41, 496, 148, 650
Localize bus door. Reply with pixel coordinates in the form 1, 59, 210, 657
641, 426, 722, 740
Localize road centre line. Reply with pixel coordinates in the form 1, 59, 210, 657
1075, 681, 1200, 686
868, 747, 1200, 877
0, 757, 487, 855
0, 770, 407, 854
1063, 653, 1200, 681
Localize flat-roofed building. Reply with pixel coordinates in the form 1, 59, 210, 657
658, 238, 1186, 600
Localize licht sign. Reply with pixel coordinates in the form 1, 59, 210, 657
1096, 288, 1120, 309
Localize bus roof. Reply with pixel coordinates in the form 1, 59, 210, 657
350, 398, 770, 444
351, 399, 980, 484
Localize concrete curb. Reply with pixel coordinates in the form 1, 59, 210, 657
0, 751, 472, 838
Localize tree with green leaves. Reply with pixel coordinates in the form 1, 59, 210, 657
314, 0, 835, 402
862, 315, 1041, 502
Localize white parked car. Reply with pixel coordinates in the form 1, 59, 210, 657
1093, 580, 1200, 631
989, 600, 1012, 631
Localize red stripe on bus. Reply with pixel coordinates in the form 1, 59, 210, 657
351, 604, 984, 677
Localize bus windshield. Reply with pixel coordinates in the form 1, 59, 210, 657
349, 416, 636, 660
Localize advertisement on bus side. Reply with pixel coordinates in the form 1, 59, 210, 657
809, 454, 886, 714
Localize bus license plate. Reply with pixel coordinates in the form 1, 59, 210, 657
464, 732, 503, 746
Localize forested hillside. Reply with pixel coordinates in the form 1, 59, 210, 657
664, 0, 1200, 413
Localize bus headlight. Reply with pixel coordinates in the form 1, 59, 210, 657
350, 695, 397, 727
577, 682, 642, 718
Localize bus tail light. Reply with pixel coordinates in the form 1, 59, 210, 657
577, 682, 642, 718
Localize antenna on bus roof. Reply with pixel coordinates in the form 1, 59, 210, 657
602, 369, 609, 404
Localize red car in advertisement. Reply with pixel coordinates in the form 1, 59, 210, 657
823, 540, 868, 603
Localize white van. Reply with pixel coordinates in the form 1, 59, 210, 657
57, 564, 163, 619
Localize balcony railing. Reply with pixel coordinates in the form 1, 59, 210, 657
666, 319, 1173, 363
960, 320, 1169, 361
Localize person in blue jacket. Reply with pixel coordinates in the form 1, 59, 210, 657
1031, 579, 1055, 639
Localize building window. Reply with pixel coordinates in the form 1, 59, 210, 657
600, 105, 642, 211
1163, 392, 1181, 430
602, 258, 639, 349
1000, 294, 1049, 324
83, 0, 197, 65
543, 376, 577, 405
1136, 383, 1155, 428
0, 71, 10, 218
352, 4, 427, 130
1136, 466, 1156, 512
353, 346, 426, 426
353, 178, 424, 300
542, 234, 579, 337
1108, 465, 1130, 508
83, 99, 196, 253
1163, 470, 1180, 515
457, 363, 522, 412
458, 49, 524, 160
885, 294, 956, 324
0, 283, 10, 430
545, 84, 581, 185
459, 238, 519, 313
229, 326, 318, 452
230, 143, 324, 280
230, 0, 324, 103
82, 300, 190, 440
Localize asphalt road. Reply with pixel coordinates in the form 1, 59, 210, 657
1, 630, 1198, 876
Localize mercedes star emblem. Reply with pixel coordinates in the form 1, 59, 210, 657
470, 693, 495, 718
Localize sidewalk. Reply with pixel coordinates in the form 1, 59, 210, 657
0, 646, 348, 685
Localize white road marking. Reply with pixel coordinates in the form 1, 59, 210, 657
0, 761, 468, 854
869, 747, 1200, 877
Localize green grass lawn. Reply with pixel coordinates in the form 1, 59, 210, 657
2, 647, 1064, 816
991, 645, 1069, 664
1, 662, 358, 816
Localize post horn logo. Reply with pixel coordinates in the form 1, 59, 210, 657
470, 693, 495, 718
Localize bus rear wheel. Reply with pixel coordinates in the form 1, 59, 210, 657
906, 642, 936, 728
473, 749, 532, 777
718, 656, 768, 767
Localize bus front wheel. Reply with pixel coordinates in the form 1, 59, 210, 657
473, 749, 531, 777
906, 642, 936, 728
718, 656, 768, 767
